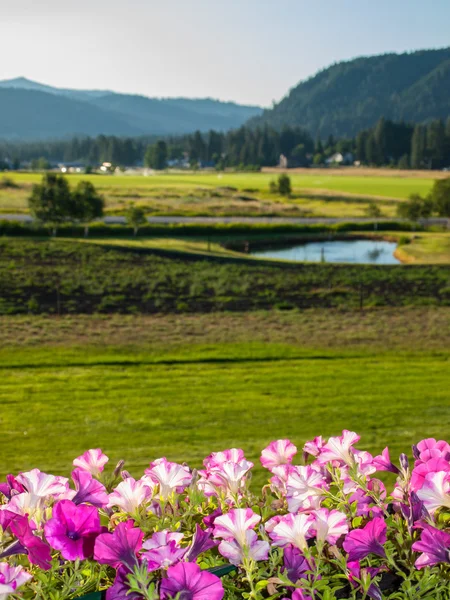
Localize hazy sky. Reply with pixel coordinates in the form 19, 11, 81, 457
1, 0, 449, 106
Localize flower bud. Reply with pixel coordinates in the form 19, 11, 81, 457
121, 470, 132, 480
113, 460, 125, 478
399, 454, 409, 471
412, 445, 420, 461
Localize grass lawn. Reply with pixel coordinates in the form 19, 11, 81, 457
0, 171, 440, 217
0, 309, 449, 486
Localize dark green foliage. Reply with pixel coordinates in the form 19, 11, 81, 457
0, 239, 448, 316
144, 141, 168, 170
430, 178, 450, 217
0, 220, 416, 239
28, 174, 75, 228
72, 181, 104, 222
249, 48, 450, 138
278, 174, 292, 196
125, 205, 146, 235
397, 194, 434, 220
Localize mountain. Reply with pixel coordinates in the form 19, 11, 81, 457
249, 48, 450, 138
0, 78, 263, 140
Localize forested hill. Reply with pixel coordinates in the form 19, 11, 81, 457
249, 48, 450, 138
0, 78, 262, 140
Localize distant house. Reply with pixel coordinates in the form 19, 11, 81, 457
325, 152, 354, 166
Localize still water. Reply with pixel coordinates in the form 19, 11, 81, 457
251, 240, 401, 265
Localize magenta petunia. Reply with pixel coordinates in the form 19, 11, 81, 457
44, 500, 101, 561
160, 562, 224, 600
342, 518, 387, 561
372, 447, 400, 474
10, 515, 52, 570
94, 520, 144, 571
184, 525, 218, 562
347, 560, 382, 600
70, 469, 109, 508
283, 545, 313, 583
412, 524, 450, 569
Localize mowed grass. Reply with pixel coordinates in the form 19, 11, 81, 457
1, 310, 449, 486
0, 171, 439, 217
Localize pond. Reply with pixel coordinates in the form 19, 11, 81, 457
250, 239, 401, 265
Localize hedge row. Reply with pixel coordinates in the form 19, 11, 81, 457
0, 220, 416, 238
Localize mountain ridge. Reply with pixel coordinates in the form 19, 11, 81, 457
0, 78, 263, 140
248, 47, 450, 138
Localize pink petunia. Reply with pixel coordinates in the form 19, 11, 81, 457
73, 449, 109, 477
203, 448, 246, 469
16, 468, 69, 498
416, 471, 450, 515
142, 530, 186, 571
213, 508, 261, 545
317, 430, 360, 466
343, 518, 387, 561
160, 562, 224, 600
145, 458, 192, 500
218, 529, 269, 566
311, 508, 348, 545
414, 439, 450, 466
267, 513, 314, 551
0, 563, 32, 599
260, 439, 297, 471
286, 465, 328, 513
108, 477, 153, 513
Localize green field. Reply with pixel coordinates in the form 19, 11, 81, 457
0, 171, 440, 217
1, 310, 449, 486
1, 238, 449, 316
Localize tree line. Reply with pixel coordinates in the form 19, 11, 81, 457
1, 117, 450, 171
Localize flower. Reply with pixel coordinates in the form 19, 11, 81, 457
70, 469, 109, 508
44, 500, 101, 560
145, 458, 192, 500
218, 529, 269, 566
303, 436, 324, 458
412, 524, 450, 569
0, 475, 25, 500
160, 562, 224, 600
267, 513, 314, 551
16, 469, 69, 498
260, 439, 297, 471
184, 525, 218, 562
343, 517, 387, 561
203, 448, 245, 469
213, 508, 261, 545
94, 520, 144, 571
372, 447, 400, 474
410, 458, 450, 492
0, 563, 32, 600
207, 460, 253, 496
347, 561, 382, 600
414, 439, 450, 466
317, 430, 360, 466
73, 449, 109, 477
416, 471, 450, 514
311, 508, 348, 545
105, 566, 142, 600
142, 530, 187, 571
9, 515, 52, 570
283, 545, 313, 583
286, 465, 328, 512
108, 477, 153, 513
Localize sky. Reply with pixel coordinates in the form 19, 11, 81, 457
1, 0, 449, 107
